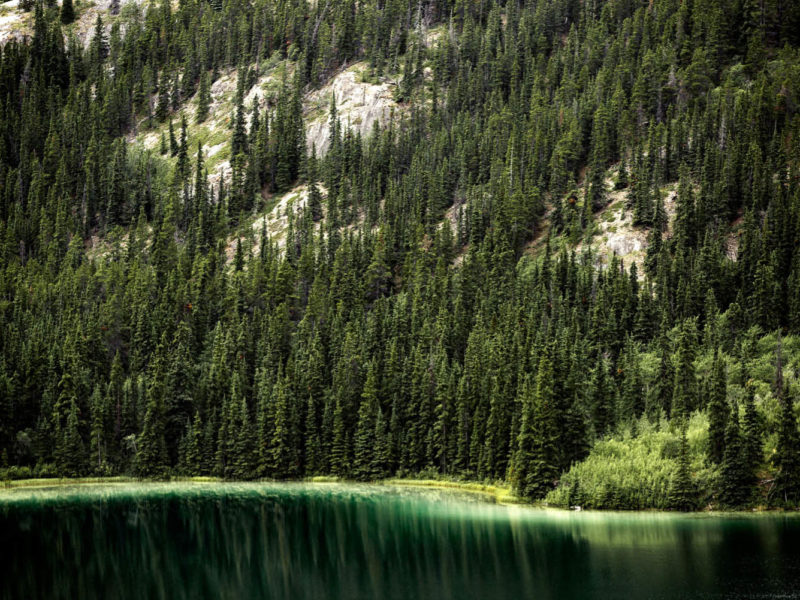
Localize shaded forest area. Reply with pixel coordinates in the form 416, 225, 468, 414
1, 0, 800, 509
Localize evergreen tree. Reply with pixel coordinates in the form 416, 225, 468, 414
270, 376, 299, 479
231, 80, 248, 158
514, 347, 559, 500
136, 350, 169, 478
196, 72, 211, 124
741, 381, 761, 477
304, 395, 321, 476
89, 385, 108, 474
307, 147, 323, 222
773, 340, 800, 505
60, 0, 75, 25
671, 319, 698, 422
591, 359, 616, 437
0, 0, 799, 513
59, 400, 86, 477
668, 427, 695, 511
184, 412, 203, 475
354, 361, 380, 480
720, 408, 749, 507
707, 350, 728, 464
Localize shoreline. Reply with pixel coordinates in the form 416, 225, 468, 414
1, 476, 796, 513
0, 476, 518, 503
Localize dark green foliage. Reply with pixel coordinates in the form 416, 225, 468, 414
774, 393, 800, 505
741, 383, 761, 476
57, 400, 86, 477
707, 351, 728, 464
668, 428, 695, 511
513, 348, 560, 501
196, 72, 211, 124
136, 388, 168, 478
773, 342, 800, 505
184, 412, 203, 476
354, 361, 384, 481
60, 0, 74, 25
720, 409, 750, 507
0, 0, 798, 511
269, 376, 300, 479
671, 320, 698, 422
591, 359, 616, 438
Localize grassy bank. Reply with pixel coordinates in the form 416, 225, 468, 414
0, 476, 221, 490
380, 478, 522, 505
0, 475, 521, 504
2, 476, 796, 513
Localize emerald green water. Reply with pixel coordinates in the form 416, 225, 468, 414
1, 483, 799, 599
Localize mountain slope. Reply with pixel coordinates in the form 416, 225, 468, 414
2, 0, 800, 510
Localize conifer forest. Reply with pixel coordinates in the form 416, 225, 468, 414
2, 0, 800, 511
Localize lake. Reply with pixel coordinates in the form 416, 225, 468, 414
1, 482, 799, 599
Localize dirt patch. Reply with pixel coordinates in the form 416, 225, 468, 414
725, 214, 744, 260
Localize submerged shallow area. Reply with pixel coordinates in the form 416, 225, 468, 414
2, 481, 799, 599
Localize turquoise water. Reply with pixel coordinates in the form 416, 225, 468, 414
1, 482, 799, 599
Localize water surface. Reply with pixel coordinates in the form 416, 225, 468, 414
1, 482, 799, 599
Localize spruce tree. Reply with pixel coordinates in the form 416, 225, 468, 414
196, 72, 211, 124
304, 395, 321, 476
514, 348, 559, 500
136, 348, 169, 478
136, 387, 168, 479
231, 85, 248, 158
168, 118, 178, 156
354, 361, 380, 480
773, 340, 800, 505
513, 376, 537, 499
741, 381, 761, 478
184, 412, 203, 476
60, 400, 86, 477
156, 74, 171, 122
619, 339, 644, 419
671, 319, 698, 422
668, 427, 695, 511
707, 350, 728, 464
270, 377, 299, 479
372, 407, 391, 479
60, 0, 75, 25
307, 147, 323, 222
89, 385, 107, 474
720, 408, 748, 507
592, 359, 616, 437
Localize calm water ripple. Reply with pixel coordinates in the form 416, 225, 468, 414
1, 482, 799, 600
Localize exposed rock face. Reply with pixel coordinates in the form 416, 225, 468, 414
573, 176, 678, 276
1, 0, 149, 46
304, 63, 397, 154
225, 183, 329, 262
0, 0, 30, 44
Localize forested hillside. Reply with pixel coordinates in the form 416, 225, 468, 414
2, 0, 800, 510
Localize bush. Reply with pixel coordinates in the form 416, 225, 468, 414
547, 413, 717, 510
2, 465, 33, 480
33, 462, 59, 479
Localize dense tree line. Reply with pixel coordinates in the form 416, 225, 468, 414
1, 0, 800, 510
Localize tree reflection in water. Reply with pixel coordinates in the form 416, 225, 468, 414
1, 483, 799, 600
